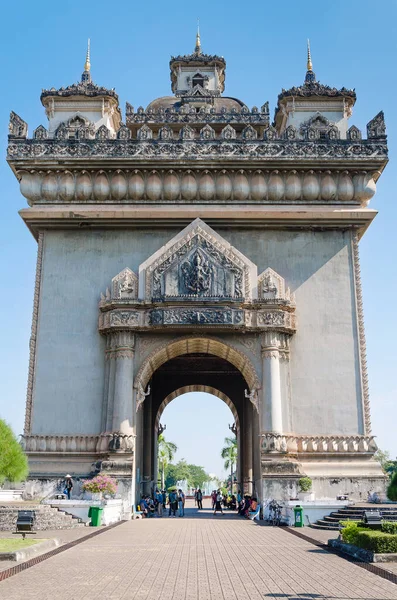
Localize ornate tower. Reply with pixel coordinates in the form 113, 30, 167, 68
8, 39, 388, 506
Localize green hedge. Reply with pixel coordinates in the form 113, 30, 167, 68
341, 521, 397, 552
381, 521, 397, 534
355, 530, 397, 553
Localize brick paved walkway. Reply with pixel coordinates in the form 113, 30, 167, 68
0, 502, 396, 600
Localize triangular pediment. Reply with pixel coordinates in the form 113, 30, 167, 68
139, 218, 257, 301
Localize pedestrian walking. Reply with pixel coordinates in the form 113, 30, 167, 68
213, 489, 224, 515
178, 489, 185, 517
162, 489, 166, 509
196, 488, 203, 510
64, 474, 73, 500
211, 490, 216, 509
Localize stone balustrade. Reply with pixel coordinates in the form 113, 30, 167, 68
20, 433, 135, 453
17, 168, 377, 206
261, 433, 377, 454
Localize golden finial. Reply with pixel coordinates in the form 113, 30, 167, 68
84, 39, 91, 72
195, 19, 202, 54
307, 39, 313, 71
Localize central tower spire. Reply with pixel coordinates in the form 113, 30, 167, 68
305, 39, 316, 84
195, 20, 202, 55
82, 39, 92, 84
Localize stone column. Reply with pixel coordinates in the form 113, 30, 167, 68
243, 400, 253, 495
261, 333, 283, 434
111, 331, 135, 435
143, 392, 153, 495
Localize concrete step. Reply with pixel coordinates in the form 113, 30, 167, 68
0, 504, 85, 531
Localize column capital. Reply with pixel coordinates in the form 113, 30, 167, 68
106, 331, 135, 360
261, 331, 289, 357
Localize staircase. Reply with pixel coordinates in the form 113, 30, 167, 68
0, 504, 86, 531
311, 505, 397, 530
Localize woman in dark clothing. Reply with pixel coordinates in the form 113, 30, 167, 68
196, 488, 203, 509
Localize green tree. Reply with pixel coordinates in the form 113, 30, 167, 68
186, 464, 209, 489
221, 436, 238, 493
164, 461, 209, 490
387, 472, 397, 501
374, 448, 397, 479
158, 434, 177, 489
0, 420, 28, 485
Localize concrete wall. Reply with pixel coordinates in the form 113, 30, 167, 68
32, 227, 362, 437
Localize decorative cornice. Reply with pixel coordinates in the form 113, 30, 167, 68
24, 232, 43, 434
260, 433, 377, 455
40, 81, 119, 101
278, 81, 356, 102
352, 232, 371, 434
126, 107, 269, 126
99, 306, 296, 333
16, 168, 380, 206
20, 433, 135, 454
7, 138, 388, 164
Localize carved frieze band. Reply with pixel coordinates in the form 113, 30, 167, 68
20, 433, 135, 453
24, 232, 44, 435
352, 233, 371, 435
18, 168, 378, 206
261, 433, 377, 454
99, 307, 296, 332
8, 138, 387, 162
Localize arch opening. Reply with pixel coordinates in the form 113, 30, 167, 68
135, 348, 261, 505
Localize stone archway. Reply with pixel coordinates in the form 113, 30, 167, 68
154, 385, 241, 498
133, 338, 261, 500
134, 335, 261, 412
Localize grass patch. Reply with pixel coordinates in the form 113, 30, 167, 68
0, 538, 43, 552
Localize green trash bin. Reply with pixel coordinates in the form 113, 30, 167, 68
293, 505, 304, 527
88, 506, 103, 527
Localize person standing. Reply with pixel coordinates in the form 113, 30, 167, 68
178, 489, 185, 517
156, 489, 163, 517
213, 489, 224, 516
162, 489, 167, 509
168, 490, 177, 517
211, 490, 216, 510
196, 488, 203, 510
64, 475, 73, 500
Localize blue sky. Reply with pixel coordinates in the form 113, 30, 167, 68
0, 0, 396, 476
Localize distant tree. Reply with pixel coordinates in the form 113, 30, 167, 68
186, 464, 209, 489
221, 436, 238, 493
158, 434, 177, 489
0, 420, 28, 485
164, 460, 208, 489
387, 472, 397, 501
374, 448, 397, 479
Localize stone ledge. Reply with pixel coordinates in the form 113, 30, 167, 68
0, 537, 60, 561
328, 538, 397, 563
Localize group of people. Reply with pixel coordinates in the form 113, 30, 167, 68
139, 488, 186, 518
138, 488, 259, 519
209, 489, 259, 518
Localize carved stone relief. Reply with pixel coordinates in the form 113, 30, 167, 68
139, 218, 257, 301
111, 268, 138, 300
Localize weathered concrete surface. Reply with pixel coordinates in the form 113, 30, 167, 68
33, 228, 361, 437
0, 501, 396, 600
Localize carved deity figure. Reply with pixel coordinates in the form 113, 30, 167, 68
262, 273, 278, 296
181, 249, 213, 295
120, 271, 135, 295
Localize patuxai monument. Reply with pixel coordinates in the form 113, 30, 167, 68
7, 34, 388, 513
